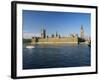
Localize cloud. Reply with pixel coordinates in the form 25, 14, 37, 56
23, 32, 41, 39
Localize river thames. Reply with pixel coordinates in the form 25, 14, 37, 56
23, 44, 91, 69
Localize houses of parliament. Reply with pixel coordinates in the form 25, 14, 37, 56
31, 25, 85, 44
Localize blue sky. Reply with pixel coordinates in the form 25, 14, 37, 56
23, 10, 91, 38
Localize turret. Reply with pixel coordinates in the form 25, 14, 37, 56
80, 25, 84, 39
56, 31, 58, 37
41, 27, 46, 38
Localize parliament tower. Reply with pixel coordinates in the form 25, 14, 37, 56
80, 25, 84, 39
41, 27, 46, 38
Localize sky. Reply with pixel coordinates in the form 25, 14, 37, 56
22, 10, 91, 39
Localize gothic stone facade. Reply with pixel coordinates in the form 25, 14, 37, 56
31, 27, 81, 44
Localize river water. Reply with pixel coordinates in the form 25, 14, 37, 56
23, 44, 91, 69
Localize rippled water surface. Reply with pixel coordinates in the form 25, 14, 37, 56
23, 44, 91, 69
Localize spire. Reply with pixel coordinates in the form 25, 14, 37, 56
80, 25, 84, 39
56, 31, 58, 37
41, 26, 46, 38
81, 25, 83, 30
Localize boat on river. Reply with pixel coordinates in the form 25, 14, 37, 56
26, 45, 35, 49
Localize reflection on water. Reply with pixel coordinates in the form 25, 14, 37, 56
23, 44, 91, 69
